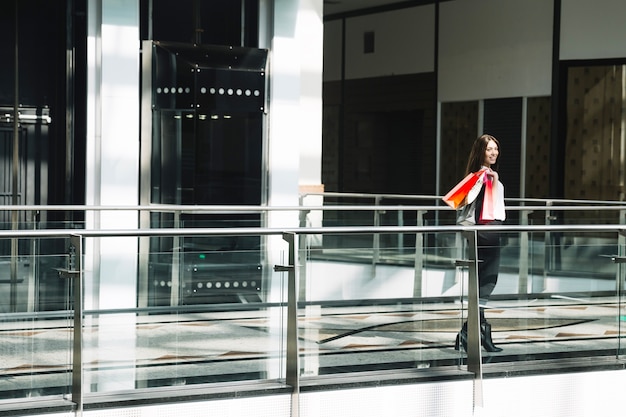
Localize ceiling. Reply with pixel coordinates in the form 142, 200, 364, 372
323, 0, 437, 17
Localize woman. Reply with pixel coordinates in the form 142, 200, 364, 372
455, 134, 506, 353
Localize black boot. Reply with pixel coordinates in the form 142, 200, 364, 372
454, 322, 468, 351
480, 321, 502, 352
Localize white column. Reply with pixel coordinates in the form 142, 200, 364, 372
85, 0, 140, 392
266, 0, 323, 220
265, 0, 324, 295
297, 0, 325, 242
263, 0, 324, 380
86, 0, 139, 310
297, 0, 324, 191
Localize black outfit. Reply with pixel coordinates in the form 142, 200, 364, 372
473, 185, 502, 306
455, 182, 503, 353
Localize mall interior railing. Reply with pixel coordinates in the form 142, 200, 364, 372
0, 203, 624, 416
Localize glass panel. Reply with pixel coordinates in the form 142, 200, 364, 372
146, 214, 263, 306
298, 231, 465, 379
145, 0, 258, 47
475, 229, 624, 363
0, 233, 70, 313
149, 41, 267, 207
518, 207, 624, 284
83, 235, 286, 394
151, 109, 264, 206
299, 227, 626, 378
0, 247, 71, 401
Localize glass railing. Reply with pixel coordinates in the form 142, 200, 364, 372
0, 253, 73, 401
0, 203, 623, 415
297, 195, 626, 285
0, 249, 73, 405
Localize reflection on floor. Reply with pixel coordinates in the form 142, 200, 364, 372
0, 296, 624, 398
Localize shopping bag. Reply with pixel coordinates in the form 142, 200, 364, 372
479, 177, 495, 222
457, 199, 477, 225
442, 169, 485, 209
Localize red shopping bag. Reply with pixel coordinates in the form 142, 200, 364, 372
479, 177, 495, 222
442, 170, 485, 209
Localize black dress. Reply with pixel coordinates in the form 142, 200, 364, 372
473, 181, 502, 303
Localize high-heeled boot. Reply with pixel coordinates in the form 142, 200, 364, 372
454, 322, 468, 351
480, 321, 502, 352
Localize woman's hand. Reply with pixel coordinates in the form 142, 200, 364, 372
486, 168, 498, 183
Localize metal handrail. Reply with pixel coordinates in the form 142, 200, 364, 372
300, 191, 626, 206
0, 223, 624, 238
1, 203, 626, 213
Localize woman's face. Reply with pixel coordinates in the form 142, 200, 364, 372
483, 140, 499, 167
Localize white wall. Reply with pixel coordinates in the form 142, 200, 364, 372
325, 0, 626, 99
73, 368, 626, 417
561, 0, 626, 60
438, 0, 553, 102
324, 5, 435, 81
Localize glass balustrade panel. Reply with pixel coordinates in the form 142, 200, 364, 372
0, 247, 72, 403
81, 235, 287, 394
469, 229, 625, 366
298, 230, 466, 380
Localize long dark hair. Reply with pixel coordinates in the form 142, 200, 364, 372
465, 134, 500, 175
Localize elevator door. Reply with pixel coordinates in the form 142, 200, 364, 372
143, 42, 267, 306
0, 107, 63, 313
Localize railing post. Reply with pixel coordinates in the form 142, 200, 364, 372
58, 234, 83, 415
542, 201, 556, 292
373, 196, 381, 265
276, 232, 299, 417
170, 210, 181, 306
456, 229, 483, 408
28, 210, 39, 312
298, 210, 310, 302
518, 209, 531, 294
611, 229, 626, 358
413, 210, 425, 298
397, 210, 404, 252
10, 214, 18, 313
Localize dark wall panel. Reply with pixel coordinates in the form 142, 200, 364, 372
322, 73, 437, 195
483, 97, 523, 200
